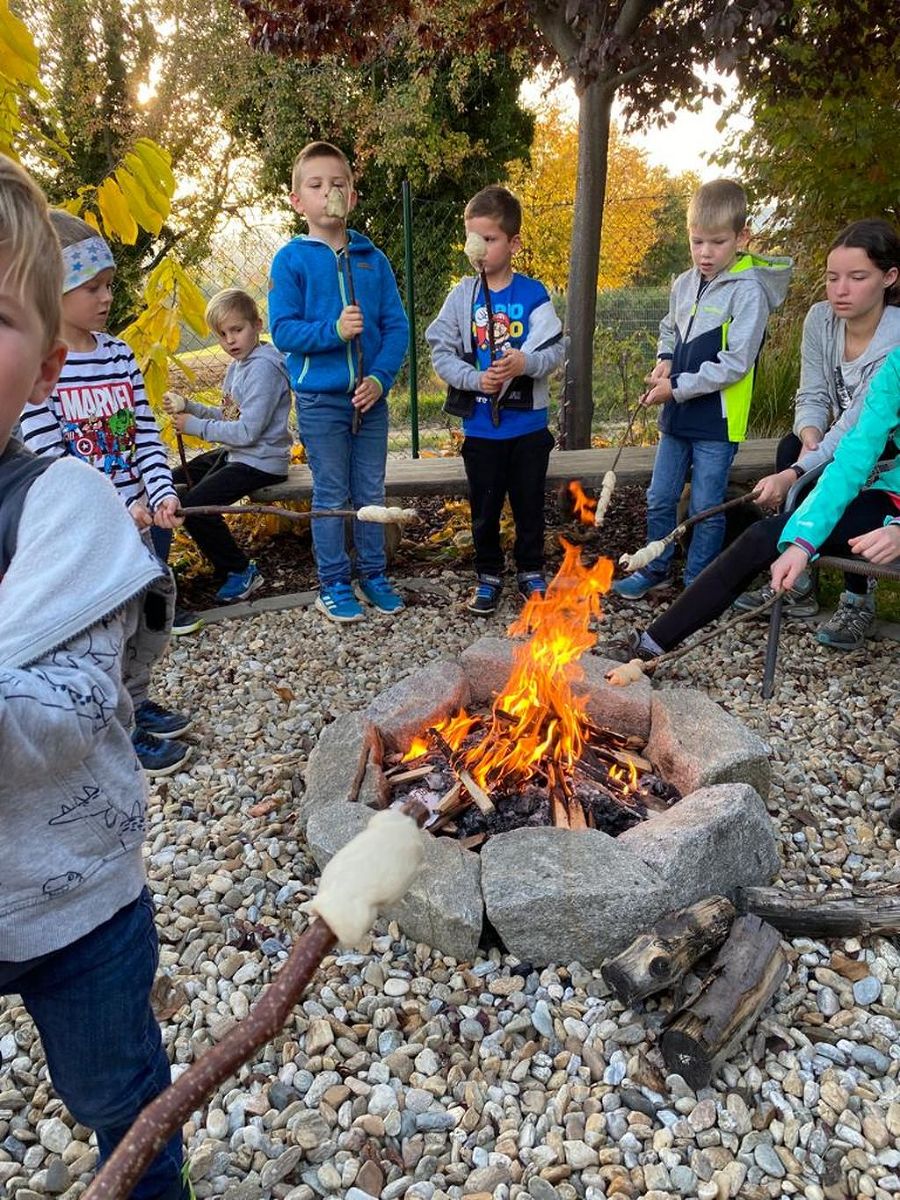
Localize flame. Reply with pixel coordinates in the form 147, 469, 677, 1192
568, 480, 598, 524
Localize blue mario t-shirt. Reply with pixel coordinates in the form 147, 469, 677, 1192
465, 274, 551, 440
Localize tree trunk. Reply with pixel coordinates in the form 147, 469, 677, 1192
561, 76, 613, 449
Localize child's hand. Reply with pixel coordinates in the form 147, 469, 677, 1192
752, 470, 794, 510
770, 544, 809, 593
641, 378, 674, 406
163, 391, 186, 414
490, 346, 526, 381
798, 426, 822, 453
172, 412, 189, 433
647, 360, 672, 382
153, 496, 183, 529
352, 376, 383, 413
129, 502, 153, 531
849, 524, 900, 565
338, 305, 364, 340
479, 364, 504, 394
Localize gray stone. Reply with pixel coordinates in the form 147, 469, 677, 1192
617, 783, 779, 909
850, 1044, 891, 1075
645, 687, 771, 799
259, 1147, 303, 1189
580, 654, 652, 740
481, 827, 672, 967
459, 636, 514, 704
365, 661, 470, 751
852, 975, 882, 1006
300, 712, 381, 830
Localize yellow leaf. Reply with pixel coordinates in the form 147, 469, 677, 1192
0, 5, 42, 90
133, 138, 176, 197
83, 209, 101, 234
57, 196, 84, 215
96, 177, 138, 244
121, 151, 171, 220
171, 262, 208, 337
115, 165, 163, 235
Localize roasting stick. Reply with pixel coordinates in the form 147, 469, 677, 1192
605, 592, 779, 686
174, 432, 193, 488
619, 492, 757, 573
176, 502, 417, 525
324, 186, 365, 435
464, 232, 503, 429
83, 804, 427, 1200
592, 397, 647, 528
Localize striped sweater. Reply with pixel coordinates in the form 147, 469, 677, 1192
19, 332, 176, 511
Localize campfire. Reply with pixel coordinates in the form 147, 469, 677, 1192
388, 540, 680, 847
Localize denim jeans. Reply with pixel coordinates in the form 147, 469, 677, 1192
0, 889, 185, 1200
295, 392, 388, 585
645, 433, 738, 585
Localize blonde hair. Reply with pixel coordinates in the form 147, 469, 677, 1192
0, 155, 63, 348
291, 141, 353, 194
205, 288, 260, 333
687, 180, 748, 235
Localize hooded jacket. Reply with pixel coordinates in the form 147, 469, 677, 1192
0, 444, 162, 961
269, 231, 409, 398
180, 341, 293, 476
658, 252, 793, 442
792, 302, 900, 475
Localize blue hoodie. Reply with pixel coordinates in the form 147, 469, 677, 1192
269, 231, 409, 398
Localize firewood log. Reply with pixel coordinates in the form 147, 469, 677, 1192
659, 913, 788, 1089
737, 886, 900, 938
601, 896, 735, 1005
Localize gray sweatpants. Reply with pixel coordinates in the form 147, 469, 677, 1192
122, 536, 175, 712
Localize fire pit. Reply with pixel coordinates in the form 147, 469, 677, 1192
301, 547, 778, 967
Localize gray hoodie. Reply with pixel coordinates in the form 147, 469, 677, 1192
0, 450, 162, 961
181, 341, 293, 475
793, 301, 900, 474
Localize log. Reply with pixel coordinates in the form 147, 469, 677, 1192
737, 886, 900, 938
387, 765, 434, 787
659, 913, 788, 1089
601, 896, 736, 1005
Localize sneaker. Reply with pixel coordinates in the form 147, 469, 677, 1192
132, 728, 192, 777
602, 630, 660, 664
316, 581, 364, 624
733, 571, 818, 617
611, 571, 672, 600
215, 562, 263, 603
517, 571, 547, 600
816, 591, 876, 650
134, 699, 192, 740
467, 575, 502, 615
354, 574, 406, 613
171, 607, 203, 636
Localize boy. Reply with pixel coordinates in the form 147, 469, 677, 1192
268, 141, 409, 624
613, 179, 793, 599
18, 209, 192, 776
163, 287, 292, 601
0, 155, 188, 1199
426, 185, 564, 614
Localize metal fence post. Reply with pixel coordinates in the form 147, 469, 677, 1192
401, 179, 419, 458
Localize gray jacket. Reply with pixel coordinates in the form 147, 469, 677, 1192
181, 341, 292, 475
793, 302, 900, 474
0, 451, 163, 961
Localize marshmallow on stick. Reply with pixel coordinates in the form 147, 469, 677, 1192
325, 186, 348, 218
356, 505, 418, 525
464, 230, 488, 270
605, 659, 648, 687
593, 469, 617, 527
619, 538, 671, 574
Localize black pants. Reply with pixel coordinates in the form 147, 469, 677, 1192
461, 427, 554, 577
173, 450, 286, 577
647, 488, 896, 651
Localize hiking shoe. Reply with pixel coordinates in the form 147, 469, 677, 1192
467, 575, 502, 615
602, 629, 660, 664
354, 574, 405, 613
611, 571, 672, 600
816, 591, 876, 650
517, 571, 547, 600
733, 571, 818, 617
316, 581, 364, 623
215, 562, 263, 603
134, 699, 192, 740
132, 729, 192, 777
171, 607, 203, 636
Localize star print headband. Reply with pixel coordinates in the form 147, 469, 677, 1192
61, 236, 116, 293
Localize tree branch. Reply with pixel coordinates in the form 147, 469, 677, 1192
613, 0, 658, 41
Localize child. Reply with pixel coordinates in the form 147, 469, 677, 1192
612, 179, 793, 599
162, 288, 292, 601
18, 210, 191, 776
425, 185, 564, 614
268, 141, 409, 623
0, 155, 188, 1200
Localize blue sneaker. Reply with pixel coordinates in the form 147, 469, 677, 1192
517, 571, 547, 601
132, 728, 192, 777
612, 571, 672, 600
316, 581, 364, 624
215, 562, 263, 603
134, 699, 192, 740
467, 575, 502, 615
354, 574, 405, 613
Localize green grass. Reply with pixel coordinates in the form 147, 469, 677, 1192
819, 568, 900, 623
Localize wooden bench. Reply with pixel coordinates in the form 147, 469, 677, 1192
252, 438, 780, 503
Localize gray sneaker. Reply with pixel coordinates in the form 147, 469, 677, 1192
733, 570, 819, 618
816, 591, 876, 650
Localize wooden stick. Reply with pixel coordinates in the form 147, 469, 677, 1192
736, 886, 900, 938
427, 726, 494, 814
480, 267, 501, 429
175, 432, 192, 487
609, 398, 646, 476
602, 896, 736, 1005
387, 765, 433, 787
177, 504, 406, 522
638, 593, 779, 673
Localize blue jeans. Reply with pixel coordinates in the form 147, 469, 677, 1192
0, 889, 185, 1200
645, 434, 738, 585
295, 392, 388, 585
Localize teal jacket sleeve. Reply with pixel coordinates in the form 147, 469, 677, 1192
780, 348, 900, 553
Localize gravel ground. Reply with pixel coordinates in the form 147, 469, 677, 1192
2, 505, 899, 1200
